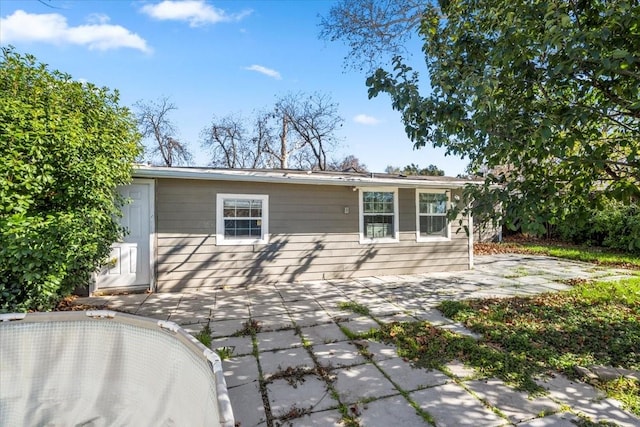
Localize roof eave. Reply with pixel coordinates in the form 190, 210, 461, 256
132, 166, 477, 189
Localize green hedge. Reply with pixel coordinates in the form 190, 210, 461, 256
0, 49, 141, 312
555, 200, 640, 254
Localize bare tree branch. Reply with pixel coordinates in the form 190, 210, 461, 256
201, 113, 270, 168
135, 97, 191, 167
319, 0, 427, 71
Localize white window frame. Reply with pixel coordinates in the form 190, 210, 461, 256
359, 188, 399, 244
216, 193, 269, 245
416, 190, 451, 242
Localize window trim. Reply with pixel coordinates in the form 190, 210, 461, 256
216, 193, 269, 245
359, 187, 399, 244
415, 190, 451, 242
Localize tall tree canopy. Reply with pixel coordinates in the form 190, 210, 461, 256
319, 0, 425, 71
325, 0, 640, 233
202, 92, 343, 170
0, 48, 141, 311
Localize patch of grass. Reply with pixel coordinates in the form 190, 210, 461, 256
479, 241, 640, 270
525, 244, 640, 269
338, 301, 370, 316
504, 266, 529, 279
599, 377, 640, 416
438, 278, 640, 414
370, 321, 545, 393
376, 278, 640, 412
193, 323, 212, 348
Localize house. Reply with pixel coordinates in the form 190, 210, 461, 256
94, 166, 477, 293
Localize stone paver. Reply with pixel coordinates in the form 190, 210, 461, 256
466, 378, 560, 424
359, 340, 398, 362
410, 383, 507, 427
222, 355, 260, 388
211, 337, 253, 357
77, 254, 640, 427
333, 363, 399, 404
207, 318, 246, 337
267, 375, 338, 418
516, 412, 582, 427
411, 308, 454, 325
536, 374, 640, 427
356, 394, 430, 426
300, 323, 348, 344
250, 302, 289, 318
289, 310, 333, 327
227, 382, 267, 427
312, 341, 367, 368
211, 303, 250, 320
445, 360, 477, 379
259, 347, 315, 378
282, 299, 325, 314
255, 329, 302, 351
252, 314, 295, 332
336, 316, 380, 335
376, 357, 449, 392
285, 409, 344, 426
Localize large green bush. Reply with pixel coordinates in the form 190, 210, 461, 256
0, 48, 141, 312
555, 199, 640, 254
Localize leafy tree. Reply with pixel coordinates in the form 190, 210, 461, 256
0, 48, 141, 312
331, 0, 640, 234
135, 96, 192, 167
385, 163, 445, 176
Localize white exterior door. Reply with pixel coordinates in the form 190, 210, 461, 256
97, 181, 153, 290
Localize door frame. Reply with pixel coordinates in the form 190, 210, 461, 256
92, 178, 156, 294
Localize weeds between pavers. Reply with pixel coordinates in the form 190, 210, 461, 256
333, 310, 438, 425
194, 323, 212, 348
290, 323, 360, 427
338, 301, 370, 316
215, 346, 235, 360
232, 319, 263, 337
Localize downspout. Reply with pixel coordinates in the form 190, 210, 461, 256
468, 206, 474, 269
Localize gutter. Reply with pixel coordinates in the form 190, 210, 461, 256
132, 166, 478, 189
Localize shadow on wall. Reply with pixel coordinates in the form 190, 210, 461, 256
156, 234, 380, 291
242, 235, 379, 284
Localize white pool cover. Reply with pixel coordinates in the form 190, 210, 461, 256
0, 310, 234, 427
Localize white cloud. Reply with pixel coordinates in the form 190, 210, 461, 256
0, 10, 151, 53
141, 1, 252, 27
353, 114, 380, 125
244, 65, 281, 80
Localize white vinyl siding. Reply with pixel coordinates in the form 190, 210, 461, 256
359, 188, 399, 244
216, 194, 269, 245
416, 191, 450, 241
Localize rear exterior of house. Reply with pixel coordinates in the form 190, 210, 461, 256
95, 167, 475, 293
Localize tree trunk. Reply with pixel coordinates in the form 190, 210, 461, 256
280, 115, 288, 169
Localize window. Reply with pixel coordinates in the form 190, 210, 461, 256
216, 194, 269, 245
416, 191, 450, 241
359, 189, 399, 243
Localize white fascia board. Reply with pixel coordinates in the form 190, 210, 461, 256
132, 166, 477, 189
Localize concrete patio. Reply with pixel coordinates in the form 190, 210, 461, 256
76, 254, 640, 426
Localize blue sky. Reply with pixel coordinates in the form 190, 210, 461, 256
1, 0, 469, 175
